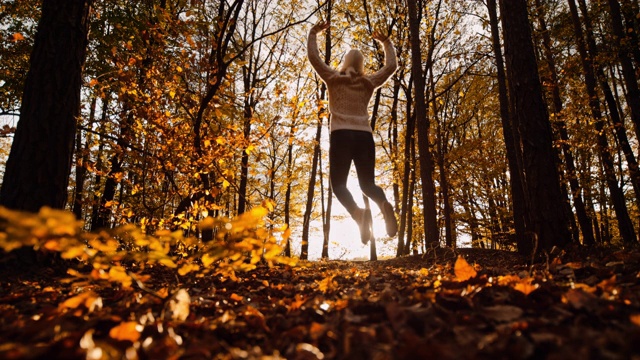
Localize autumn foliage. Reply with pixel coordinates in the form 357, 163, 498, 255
1, 213, 640, 358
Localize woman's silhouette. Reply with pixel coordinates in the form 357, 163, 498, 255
307, 21, 398, 243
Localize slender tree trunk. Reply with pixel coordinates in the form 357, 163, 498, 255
568, 0, 638, 245
620, 0, 640, 71
237, 83, 253, 215
72, 96, 96, 220
576, 0, 640, 204
397, 80, 414, 256
283, 121, 295, 257
0, 0, 92, 212
301, 118, 322, 260
500, 0, 572, 254
403, 149, 416, 255
607, 0, 640, 141
407, 0, 439, 247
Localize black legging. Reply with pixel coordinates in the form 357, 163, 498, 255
329, 129, 388, 216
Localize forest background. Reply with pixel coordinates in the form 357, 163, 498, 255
2, 0, 640, 358
1, 0, 639, 261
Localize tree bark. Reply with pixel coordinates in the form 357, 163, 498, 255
0, 0, 92, 212
406, 0, 440, 248
500, 0, 572, 254
532, 0, 596, 245
486, 0, 528, 251
568, 0, 638, 245
607, 0, 640, 142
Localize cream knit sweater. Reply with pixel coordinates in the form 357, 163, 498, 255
307, 30, 398, 133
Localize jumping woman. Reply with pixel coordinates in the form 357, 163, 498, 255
307, 21, 398, 243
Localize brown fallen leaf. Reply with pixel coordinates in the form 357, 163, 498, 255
483, 305, 524, 323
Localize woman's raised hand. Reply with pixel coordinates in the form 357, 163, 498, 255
312, 21, 330, 33
372, 30, 390, 43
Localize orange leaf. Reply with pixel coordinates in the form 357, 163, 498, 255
12, 33, 25, 41
454, 256, 477, 281
59, 291, 102, 312
630, 314, 640, 326
230, 293, 243, 302
109, 321, 141, 342
513, 278, 538, 295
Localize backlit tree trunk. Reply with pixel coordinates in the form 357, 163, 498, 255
0, 0, 92, 212
500, 0, 572, 254
406, 0, 439, 248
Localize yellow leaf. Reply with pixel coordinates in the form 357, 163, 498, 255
59, 291, 101, 311
245, 144, 255, 155
201, 253, 216, 267
159, 258, 177, 268
61, 245, 86, 259
108, 266, 132, 288
178, 263, 200, 276
109, 321, 141, 342
454, 256, 477, 281
317, 275, 336, 293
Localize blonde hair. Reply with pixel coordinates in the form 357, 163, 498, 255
339, 49, 364, 75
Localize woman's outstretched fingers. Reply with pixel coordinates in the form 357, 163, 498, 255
372, 30, 389, 42
313, 21, 330, 33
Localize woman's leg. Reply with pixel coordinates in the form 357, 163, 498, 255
352, 131, 397, 237
352, 131, 387, 205
330, 130, 372, 243
329, 130, 358, 216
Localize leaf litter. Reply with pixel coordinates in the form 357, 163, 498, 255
1, 246, 640, 359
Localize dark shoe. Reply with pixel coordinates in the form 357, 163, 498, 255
382, 201, 398, 237
353, 208, 372, 244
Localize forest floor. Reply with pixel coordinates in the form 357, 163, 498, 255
1, 246, 640, 359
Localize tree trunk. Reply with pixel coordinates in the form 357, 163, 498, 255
406, 0, 439, 248
397, 79, 415, 256
0, 0, 92, 212
301, 118, 322, 260
576, 0, 640, 205
403, 141, 417, 255
533, 0, 596, 245
607, 0, 640, 142
487, 0, 528, 251
568, 0, 638, 245
500, 0, 572, 254
72, 96, 96, 220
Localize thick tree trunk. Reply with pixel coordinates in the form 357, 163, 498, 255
487, 0, 528, 251
0, 0, 92, 212
533, 0, 596, 245
500, 0, 572, 254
